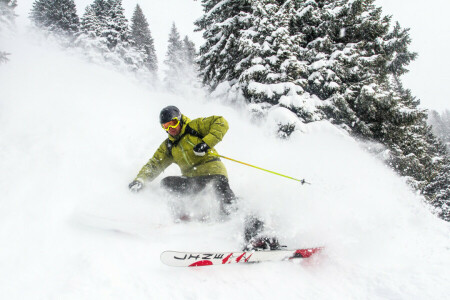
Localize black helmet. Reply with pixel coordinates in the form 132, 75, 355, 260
159, 106, 181, 124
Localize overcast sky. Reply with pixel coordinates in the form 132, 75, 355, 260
376, 0, 449, 112
14, 0, 449, 112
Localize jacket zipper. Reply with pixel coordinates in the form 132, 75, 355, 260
179, 138, 192, 166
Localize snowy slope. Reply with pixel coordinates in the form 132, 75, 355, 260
1, 31, 450, 299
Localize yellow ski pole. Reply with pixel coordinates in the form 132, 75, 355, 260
210, 152, 310, 185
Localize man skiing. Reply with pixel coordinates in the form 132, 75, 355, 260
128, 105, 236, 215
129, 105, 280, 251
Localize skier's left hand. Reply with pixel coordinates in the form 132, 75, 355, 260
193, 142, 210, 156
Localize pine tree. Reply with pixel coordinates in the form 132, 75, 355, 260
163, 24, 201, 90
196, 0, 325, 125
196, 0, 325, 132
131, 4, 158, 73
164, 23, 184, 86
195, 0, 449, 220
0, 0, 16, 27
238, 1, 322, 121
195, 0, 253, 90
80, 5, 102, 38
80, 0, 111, 40
0, 51, 9, 64
30, 0, 80, 35
292, 0, 337, 101
0, 0, 17, 63
423, 111, 450, 221
384, 22, 418, 79
104, 0, 130, 49
182, 35, 197, 67
181, 35, 199, 77
294, 0, 449, 219
423, 155, 450, 221
79, 0, 130, 50
373, 77, 445, 190
296, 0, 394, 135
237, 1, 293, 102
428, 110, 450, 151
77, 0, 145, 71
77, 1, 114, 61
180, 35, 201, 88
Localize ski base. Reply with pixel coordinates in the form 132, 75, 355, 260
161, 247, 322, 267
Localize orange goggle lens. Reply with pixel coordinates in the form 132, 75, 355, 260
161, 118, 180, 130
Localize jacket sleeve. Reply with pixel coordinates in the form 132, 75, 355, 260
135, 140, 174, 183
195, 116, 229, 148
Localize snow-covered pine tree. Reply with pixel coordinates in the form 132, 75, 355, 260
381, 89, 443, 187
79, 0, 130, 50
423, 155, 450, 221
237, 1, 293, 102
164, 23, 184, 88
29, 0, 80, 36
182, 35, 199, 76
196, 0, 322, 130
428, 110, 450, 151
376, 75, 441, 188
104, 0, 130, 49
131, 4, 158, 73
293, 0, 449, 219
77, 1, 113, 61
179, 35, 202, 90
0, 51, 9, 64
422, 108, 450, 220
195, 0, 253, 93
384, 22, 417, 80
77, 0, 145, 71
182, 35, 197, 67
238, 0, 324, 125
295, 0, 394, 137
163, 24, 201, 90
0, 0, 17, 63
195, 0, 448, 219
292, 0, 336, 101
80, 1, 106, 38
296, 0, 437, 175
374, 15, 449, 203
0, 0, 16, 27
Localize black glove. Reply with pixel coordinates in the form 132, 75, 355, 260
193, 142, 210, 156
128, 180, 143, 192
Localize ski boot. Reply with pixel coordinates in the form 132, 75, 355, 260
243, 236, 283, 251
220, 196, 239, 215
242, 215, 284, 251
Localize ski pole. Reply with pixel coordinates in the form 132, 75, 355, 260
210, 152, 310, 185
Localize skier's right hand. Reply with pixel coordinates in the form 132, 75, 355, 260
128, 180, 143, 193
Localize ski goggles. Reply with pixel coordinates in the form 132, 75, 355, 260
161, 117, 180, 131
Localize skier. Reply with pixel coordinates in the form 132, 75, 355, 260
129, 105, 281, 251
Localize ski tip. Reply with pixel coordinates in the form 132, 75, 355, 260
290, 247, 323, 259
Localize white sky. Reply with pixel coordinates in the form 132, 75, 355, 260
14, 0, 449, 112
376, 0, 450, 112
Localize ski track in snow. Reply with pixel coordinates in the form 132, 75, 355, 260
1, 29, 450, 300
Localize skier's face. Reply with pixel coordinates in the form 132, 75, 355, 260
167, 123, 181, 137
162, 117, 182, 137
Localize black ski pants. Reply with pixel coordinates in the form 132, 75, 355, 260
161, 175, 268, 246
160, 175, 236, 214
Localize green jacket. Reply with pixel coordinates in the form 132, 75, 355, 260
135, 115, 229, 183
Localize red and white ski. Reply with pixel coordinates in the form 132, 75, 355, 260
160, 247, 322, 267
